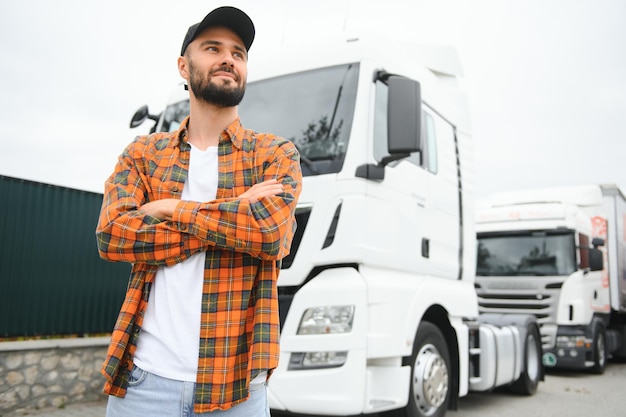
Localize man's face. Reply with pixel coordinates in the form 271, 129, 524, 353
185, 26, 248, 107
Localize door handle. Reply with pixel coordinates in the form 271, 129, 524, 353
422, 238, 430, 258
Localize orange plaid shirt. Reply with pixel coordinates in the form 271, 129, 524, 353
96, 116, 301, 412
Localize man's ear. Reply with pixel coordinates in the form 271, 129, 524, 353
178, 56, 189, 79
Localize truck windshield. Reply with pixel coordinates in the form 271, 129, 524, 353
158, 63, 359, 177
477, 232, 577, 276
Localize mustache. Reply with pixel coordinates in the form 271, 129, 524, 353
210, 66, 240, 82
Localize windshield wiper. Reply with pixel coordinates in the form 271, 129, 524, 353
326, 64, 353, 142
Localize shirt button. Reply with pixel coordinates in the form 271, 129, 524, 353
180, 225, 187, 231
172, 186, 179, 192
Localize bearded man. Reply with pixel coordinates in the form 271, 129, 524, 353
96, 6, 302, 416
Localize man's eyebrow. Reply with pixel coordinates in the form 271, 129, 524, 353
199, 39, 222, 47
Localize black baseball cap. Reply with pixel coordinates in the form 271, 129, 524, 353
180, 6, 255, 56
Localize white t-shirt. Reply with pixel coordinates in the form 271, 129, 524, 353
134, 144, 218, 382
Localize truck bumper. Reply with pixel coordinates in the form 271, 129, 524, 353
270, 267, 410, 415
542, 347, 590, 369
268, 350, 410, 415
542, 326, 593, 370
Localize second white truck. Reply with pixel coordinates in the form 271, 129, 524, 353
476, 184, 626, 374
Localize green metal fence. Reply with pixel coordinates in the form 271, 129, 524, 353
0, 175, 129, 338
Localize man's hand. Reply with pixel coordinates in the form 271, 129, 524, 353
240, 179, 284, 203
140, 199, 179, 221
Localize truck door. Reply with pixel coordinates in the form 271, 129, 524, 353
423, 106, 461, 280
369, 78, 431, 273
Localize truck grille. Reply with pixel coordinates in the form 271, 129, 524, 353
475, 278, 566, 348
477, 293, 553, 320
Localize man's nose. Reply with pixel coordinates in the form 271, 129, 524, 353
220, 51, 235, 67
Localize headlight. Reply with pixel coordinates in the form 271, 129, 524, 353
288, 351, 348, 370
297, 305, 355, 334
556, 335, 587, 348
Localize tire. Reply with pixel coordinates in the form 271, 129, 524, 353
509, 323, 542, 395
590, 322, 607, 374
384, 322, 451, 417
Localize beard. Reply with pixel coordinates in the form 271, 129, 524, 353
188, 61, 246, 108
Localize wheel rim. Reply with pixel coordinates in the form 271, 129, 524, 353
412, 343, 449, 416
526, 333, 540, 381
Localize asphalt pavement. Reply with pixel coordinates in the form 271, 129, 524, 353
8, 362, 626, 417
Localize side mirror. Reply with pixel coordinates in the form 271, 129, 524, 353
589, 248, 604, 271
130, 105, 149, 128
355, 74, 422, 180
387, 76, 422, 154
129, 105, 160, 130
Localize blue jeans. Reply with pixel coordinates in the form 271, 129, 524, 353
106, 365, 270, 417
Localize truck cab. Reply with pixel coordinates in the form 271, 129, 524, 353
475, 186, 611, 373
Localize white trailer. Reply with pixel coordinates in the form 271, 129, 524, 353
476, 184, 626, 374
132, 35, 542, 417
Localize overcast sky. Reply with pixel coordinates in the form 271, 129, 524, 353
1, 0, 625, 199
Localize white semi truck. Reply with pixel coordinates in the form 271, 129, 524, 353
130, 36, 542, 417
476, 184, 626, 374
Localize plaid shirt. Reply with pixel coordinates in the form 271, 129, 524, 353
96, 116, 301, 413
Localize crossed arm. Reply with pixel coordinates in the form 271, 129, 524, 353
141, 179, 284, 221
96, 138, 302, 267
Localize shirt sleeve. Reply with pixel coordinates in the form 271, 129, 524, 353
172, 138, 302, 260
95, 136, 209, 266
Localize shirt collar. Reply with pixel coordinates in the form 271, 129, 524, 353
173, 116, 245, 150
222, 117, 245, 149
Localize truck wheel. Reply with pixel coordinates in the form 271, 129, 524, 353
509, 323, 542, 395
385, 322, 451, 417
590, 322, 607, 374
